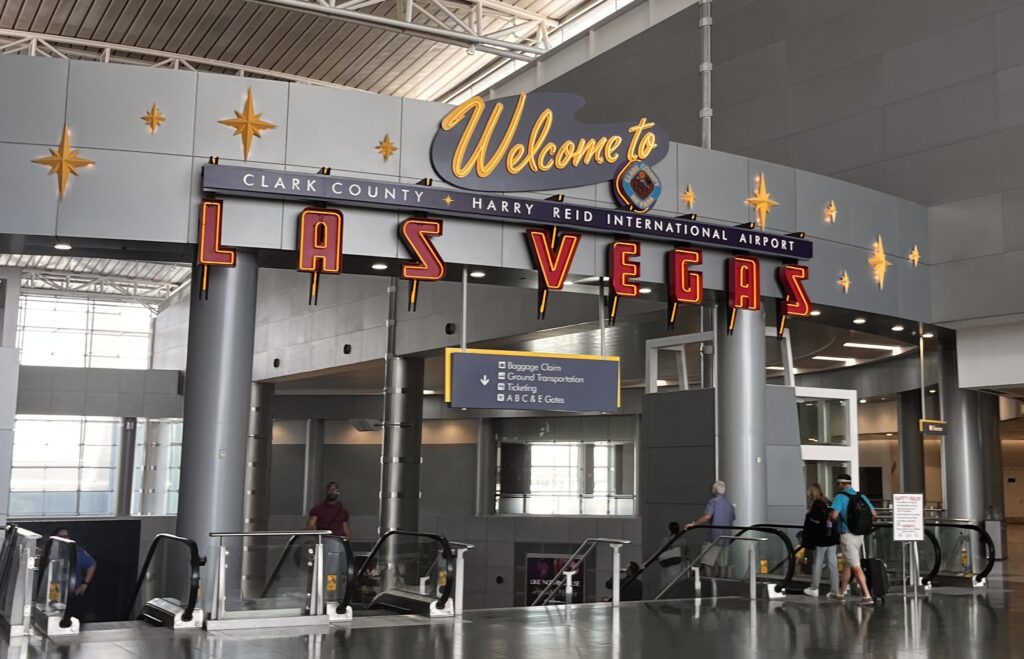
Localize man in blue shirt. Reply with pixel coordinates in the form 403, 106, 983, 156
685, 481, 736, 577
829, 475, 877, 605
53, 528, 97, 596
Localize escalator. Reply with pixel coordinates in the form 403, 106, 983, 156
19, 531, 204, 636
624, 524, 797, 601
259, 530, 456, 620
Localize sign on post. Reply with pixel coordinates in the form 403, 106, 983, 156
445, 348, 620, 413
919, 418, 946, 436
893, 493, 925, 542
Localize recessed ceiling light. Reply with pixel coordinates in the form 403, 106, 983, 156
843, 342, 901, 355
54, 242, 72, 251
859, 399, 867, 404
880, 397, 886, 401
564, 280, 575, 286
639, 287, 652, 294
922, 332, 934, 338
812, 356, 855, 365
885, 432, 894, 437
928, 389, 936, 394
891, 324, 905, 332
423, 389, 437, 395
766, 366, 785, 371
810, 310, 821, 317
807, 437, 818, 442
656, 379, 668, 387
470, 271, 485, 278
371, 263, 388, 270
853, 318, 867, 325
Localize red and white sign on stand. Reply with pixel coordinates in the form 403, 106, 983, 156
893, 493, 925, 542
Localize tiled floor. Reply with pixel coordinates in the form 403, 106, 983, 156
4, 527, 1023, 658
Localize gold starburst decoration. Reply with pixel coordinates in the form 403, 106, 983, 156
909, 245, 921, 268
442, 194, 454, 206
869, 235, 892, 290
681, 184, 696, 209
218, 88, 276, 160
824, 199, 837, 223
376, 134, 399, 162
837, 270, 851, 294
745, 172, 779, 230
32, 125, 94, 199
141, 103, 165, 134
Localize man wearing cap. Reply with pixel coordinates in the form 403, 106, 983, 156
829, 474, 877, 605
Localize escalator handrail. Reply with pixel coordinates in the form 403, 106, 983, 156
626, 524, 796, 594
923, 522, 996, 584
0, 524, 19, 601
261, 533, 302, 599
33, 536, 78, 629
125, 533, 204, 622
324, 535, 356, 615
350, 530, 455, 611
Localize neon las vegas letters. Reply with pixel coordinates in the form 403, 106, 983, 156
197, 206, 812, 328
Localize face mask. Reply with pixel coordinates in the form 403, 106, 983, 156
326, 492, 338, 501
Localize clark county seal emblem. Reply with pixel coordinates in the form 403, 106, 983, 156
613, 160, 662, 213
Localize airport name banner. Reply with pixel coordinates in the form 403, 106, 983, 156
202, 165, 813, 260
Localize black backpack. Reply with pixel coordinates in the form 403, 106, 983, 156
840, 491, 873, 535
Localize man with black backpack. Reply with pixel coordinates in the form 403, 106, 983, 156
830, 474, 877, 605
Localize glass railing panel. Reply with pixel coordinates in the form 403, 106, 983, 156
372, 535, 450, 600
221, 535, 314, 617
32, 538, 75, 624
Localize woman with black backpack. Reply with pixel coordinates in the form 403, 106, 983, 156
801, 483, 840, 598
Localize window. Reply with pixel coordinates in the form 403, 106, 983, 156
130, 419, 183, 516
9, 415, 121, 516
497, 441, 635, 516
797, 398, 850, 446
17, 295, 153, 369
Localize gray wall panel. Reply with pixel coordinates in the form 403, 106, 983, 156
0, 142, 60, 236
66, 60, 198, 156
56, 150, 192, 243
0, 56, 68, 146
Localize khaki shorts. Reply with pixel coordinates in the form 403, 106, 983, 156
840, 533, 865, 568
700, 541, 730, 567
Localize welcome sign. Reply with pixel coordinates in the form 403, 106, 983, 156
430, 92, 670, 192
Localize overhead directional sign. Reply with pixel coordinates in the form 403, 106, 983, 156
919, 419, 946, 436
444, 348, 620, 413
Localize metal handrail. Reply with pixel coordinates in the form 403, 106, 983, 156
125, 533, 205, 622
657, 535, 767, 599
351, 530, 455, 611
530, 537, 631, 606
33, 536, 78, 630
210, 530, 332, 538
626, 524, 796, 595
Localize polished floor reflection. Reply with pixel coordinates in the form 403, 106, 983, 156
3, 590, 1020, 659
6, 526, 1024, 658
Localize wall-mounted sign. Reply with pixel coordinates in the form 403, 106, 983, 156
893, 492, 924, 542
919, 419, 946, 436
525, 554, 583, 605
444, 348, 619, 413
202, 165, 813, 259
613, 160, 661, 212
430, 93, 669, 193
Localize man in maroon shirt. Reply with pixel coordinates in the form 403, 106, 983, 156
305, 481, 351, 538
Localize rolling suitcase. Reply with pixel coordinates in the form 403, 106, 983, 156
861, 557, 889, 603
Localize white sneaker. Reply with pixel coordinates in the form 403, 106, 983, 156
803, 587, 820, 597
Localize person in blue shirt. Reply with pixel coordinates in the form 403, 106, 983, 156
685, 481, 737, 577
53, 527, 97, 596
828, 475, 877, 605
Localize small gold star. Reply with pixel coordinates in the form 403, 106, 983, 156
376, 134, 399, 162
824, 199, 837, 223
442, 194, 454, 206
218, 88, 276, 161
745, 172, 779, 230
869, 235, 892, 290
681, 184, 696, 209
909, 245, 921, 268
32, 125, 94, 199
141, 103, 165, 134
837, 270, 851, 294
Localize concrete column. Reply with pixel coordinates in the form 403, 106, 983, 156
176, 252, 258, 545
244, 383, 273, 532
939, 344, 985, 525
0, 268, 19, 524
897, 390, 925, 493
715, 303, 767, 525
303, 418, 325, 512
978, 393, 1004, 519
378, 356, 424, 533
116, 418, 138, 516
140, 420, 176, 515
